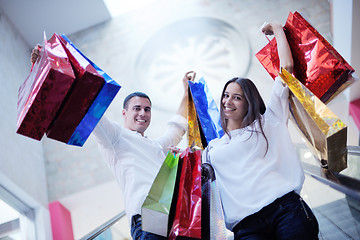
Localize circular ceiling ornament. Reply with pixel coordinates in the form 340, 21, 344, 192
135, 17, 252, 112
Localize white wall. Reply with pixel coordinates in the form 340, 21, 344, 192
332, 0, 360, 145
0, 8, 51, 240
350, 0, 360, 77
59, 181, 128, 239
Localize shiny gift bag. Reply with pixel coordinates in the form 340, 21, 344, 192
279, 68, 347, 172
60, 35, 121, 146
187, 87, 205, 150
141, 152, 179, 237
169, 147, 202, 240
256, 11, 355, 103
17, 33, 75, 140
45, 34, 105, 144
188, 77, 223, 146
201, 161, 227, 240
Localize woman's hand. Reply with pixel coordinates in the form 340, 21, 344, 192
30, 44, 42, 64
262, 22, 293, 74
261, 22, 283, 36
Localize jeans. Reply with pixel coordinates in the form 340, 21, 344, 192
233, 191, 319, 240
130, 215, 168, 240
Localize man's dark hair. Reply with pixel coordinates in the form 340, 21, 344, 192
123, 92, 152, 109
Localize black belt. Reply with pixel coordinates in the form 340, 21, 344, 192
132, 214, 142, 225
232, 191, 298, 233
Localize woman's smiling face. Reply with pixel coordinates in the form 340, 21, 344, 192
221, 82, 249, 130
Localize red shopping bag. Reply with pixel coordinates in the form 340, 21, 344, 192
45, 34, 105, 144
168, 147, 202, 240
256, 11, 355, 103
17, 33, 75, 140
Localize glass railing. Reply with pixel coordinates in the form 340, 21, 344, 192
297, 144, 360, 200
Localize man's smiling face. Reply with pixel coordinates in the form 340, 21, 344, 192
122, 96, 151, 136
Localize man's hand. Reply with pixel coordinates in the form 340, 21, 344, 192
167, 145, 181, 154
30, 44, 42, 64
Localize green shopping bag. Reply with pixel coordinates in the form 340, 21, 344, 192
141, 151, 179, 236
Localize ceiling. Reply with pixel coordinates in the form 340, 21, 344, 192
0, 0, 112, 48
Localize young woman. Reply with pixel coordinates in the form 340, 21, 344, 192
204, 22, 319, 239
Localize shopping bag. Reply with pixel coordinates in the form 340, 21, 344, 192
188, 87, 205, 149
256, 11, 355, 103
201, 160, 227, 240
279, 68, 347, 172
188, 77, 224, 146
169, 147, 202, 240
141, 151, 179, 237
60, 35, 121, 146
45, 34, 105, 144
17, 33, 75, 140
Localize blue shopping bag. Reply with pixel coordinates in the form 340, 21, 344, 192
61, 34, 121, 146
188, 77, 223, 145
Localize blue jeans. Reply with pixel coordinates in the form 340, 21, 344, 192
130, 215, 168, 240
233, 191, 319, 240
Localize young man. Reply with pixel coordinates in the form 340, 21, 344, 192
31, 46, 193, 238
93, 71, 195, 239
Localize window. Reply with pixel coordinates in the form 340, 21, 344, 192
0, 186, 36, 239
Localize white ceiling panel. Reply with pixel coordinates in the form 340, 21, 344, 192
0, 0, 111, 48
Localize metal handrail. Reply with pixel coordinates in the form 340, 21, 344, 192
296, 144, 360, 200
347, 145, 360, 156
79, 211, 126, 240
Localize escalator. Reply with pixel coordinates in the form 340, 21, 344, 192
298, 144, 360, 240
81, 144, 360, 240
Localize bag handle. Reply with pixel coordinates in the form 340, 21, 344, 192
204, 145, 211, 164
202, 146, 216, 182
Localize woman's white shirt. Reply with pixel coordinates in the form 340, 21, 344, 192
206, 77, 304, 230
